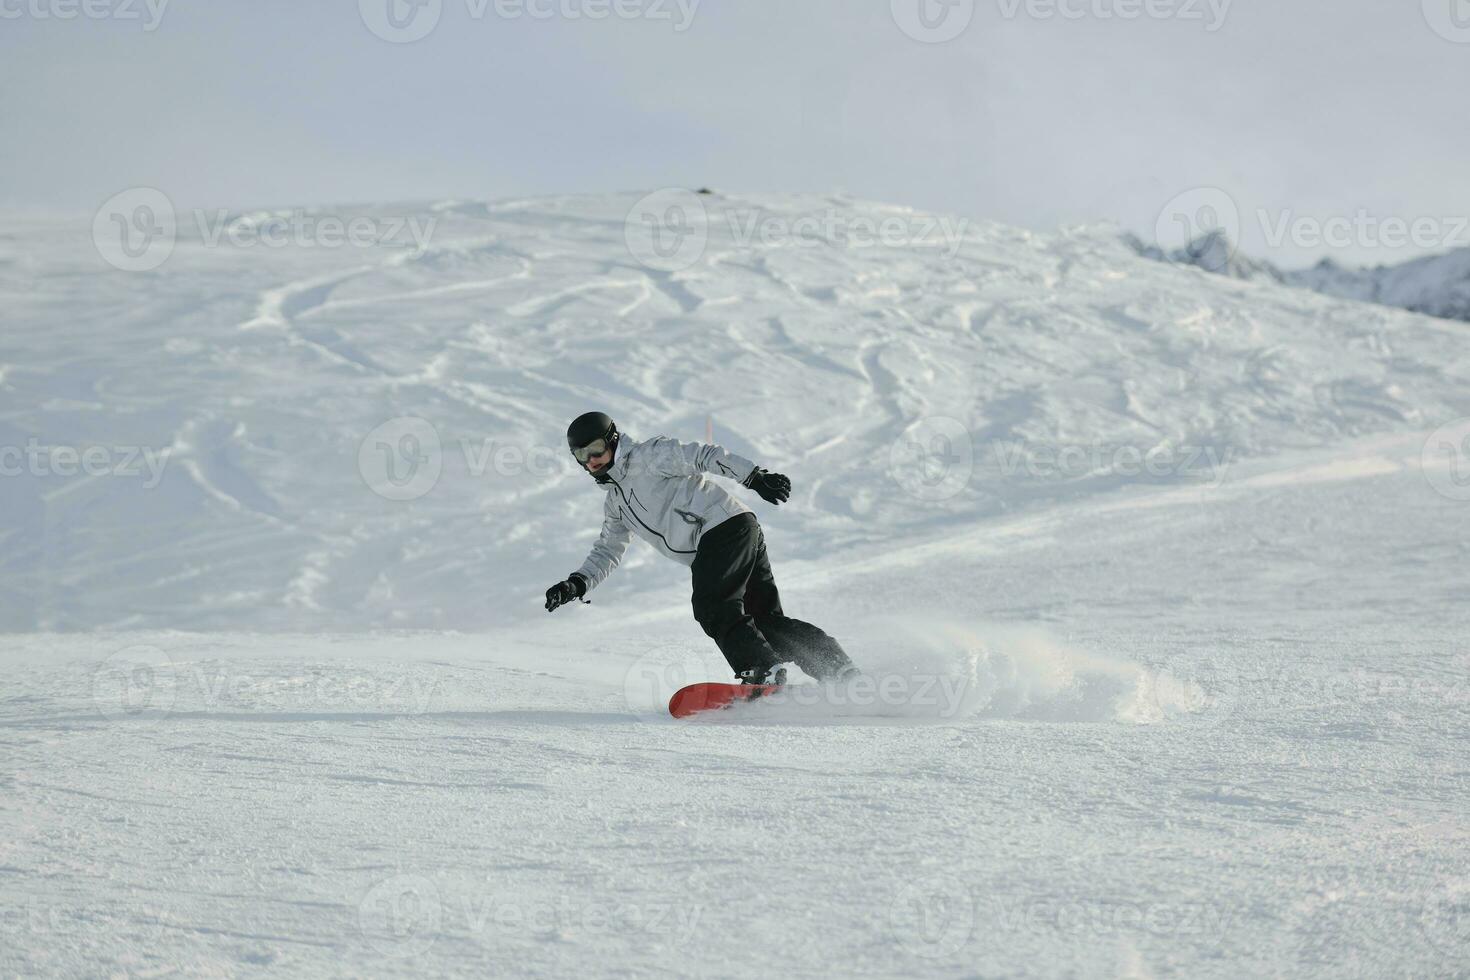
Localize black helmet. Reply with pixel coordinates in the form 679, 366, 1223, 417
566, 411, 620, 478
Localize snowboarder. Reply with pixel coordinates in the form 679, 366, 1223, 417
543, 412, 855, 686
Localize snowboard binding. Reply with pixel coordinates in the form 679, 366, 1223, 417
737, 663, 788, 690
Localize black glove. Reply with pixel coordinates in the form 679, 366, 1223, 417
544, 574, 587, 612
743, 468, 792, 505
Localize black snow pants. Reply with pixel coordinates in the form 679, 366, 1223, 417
689, 513, 853, 680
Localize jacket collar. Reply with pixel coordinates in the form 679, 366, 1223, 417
592, 433, 633, 485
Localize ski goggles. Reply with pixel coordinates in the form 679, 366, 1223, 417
571, 438, 610, 463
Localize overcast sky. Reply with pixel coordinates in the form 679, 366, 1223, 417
3, 0, 1467, 266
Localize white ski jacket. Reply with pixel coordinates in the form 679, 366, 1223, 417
571, 435, 760, 592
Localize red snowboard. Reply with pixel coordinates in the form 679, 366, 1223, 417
668, 682, 782, 719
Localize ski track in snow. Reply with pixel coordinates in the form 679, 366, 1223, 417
1, 193, 1468, 977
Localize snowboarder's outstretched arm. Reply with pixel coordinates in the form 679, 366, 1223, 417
575, 507, 634, 590
545, 502, 634, 611
644, 437, 791, 505
644, 437, 757, 483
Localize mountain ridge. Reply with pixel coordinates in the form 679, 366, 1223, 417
1126, 228, 1470, 323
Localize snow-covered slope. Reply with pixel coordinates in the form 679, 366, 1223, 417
3, 193, 1466, 631
1129, 229, 1470, 323
2, 193, 1467, 978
